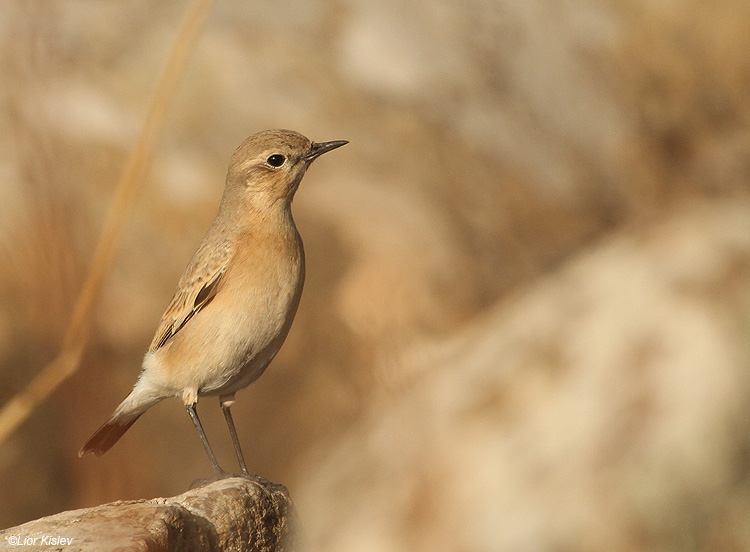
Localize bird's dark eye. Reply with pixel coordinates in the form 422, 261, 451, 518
266, 154, 286, 167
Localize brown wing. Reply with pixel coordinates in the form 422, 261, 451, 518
149, 238, 234, 352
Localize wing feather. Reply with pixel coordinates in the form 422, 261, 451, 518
149, 238, 233, 352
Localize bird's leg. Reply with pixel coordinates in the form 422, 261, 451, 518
185, 403, 225, 477
220, 394, 249, 475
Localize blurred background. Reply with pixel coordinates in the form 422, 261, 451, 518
1, 0, 749, 550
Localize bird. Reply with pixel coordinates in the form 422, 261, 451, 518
79, 129, 347, 478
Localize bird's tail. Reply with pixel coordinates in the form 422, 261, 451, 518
78, 414, 142, 457
78, 387, 164, 457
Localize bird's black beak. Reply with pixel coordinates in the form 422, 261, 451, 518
303, 140, 348, 161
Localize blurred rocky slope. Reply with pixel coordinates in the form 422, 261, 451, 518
299, 198, 750, 551
0, 0, 748, 550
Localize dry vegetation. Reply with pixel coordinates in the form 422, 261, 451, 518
0, 0, 749, 550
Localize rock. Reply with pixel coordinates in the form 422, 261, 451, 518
0, 477, 294, 552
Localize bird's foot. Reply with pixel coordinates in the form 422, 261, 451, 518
189, 468, 230, 489
189, 470, 272, 490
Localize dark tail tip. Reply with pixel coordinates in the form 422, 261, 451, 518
78, 415, 141, 458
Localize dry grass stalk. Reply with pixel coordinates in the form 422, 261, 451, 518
0, 0, 218, 447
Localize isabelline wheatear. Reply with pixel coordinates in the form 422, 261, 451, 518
79, 129, 347, 477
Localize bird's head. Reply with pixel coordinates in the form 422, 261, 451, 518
224, 129, 347, 209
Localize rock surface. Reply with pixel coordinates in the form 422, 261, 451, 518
0, 477, 294, 552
